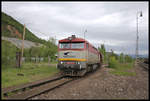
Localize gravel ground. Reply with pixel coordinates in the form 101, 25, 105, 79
32, 64, 149, 100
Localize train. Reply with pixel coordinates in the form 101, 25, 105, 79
57, 35, 103, 76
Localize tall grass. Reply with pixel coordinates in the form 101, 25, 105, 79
109, 62, 135, 76
108, 56, 136, 76
2, 62, 59, 88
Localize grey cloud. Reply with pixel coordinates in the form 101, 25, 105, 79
2, 2, 148, 55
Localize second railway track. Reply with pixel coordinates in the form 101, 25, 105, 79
3, 76, 74, 100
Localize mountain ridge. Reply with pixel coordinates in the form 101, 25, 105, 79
1, 12, 46, 44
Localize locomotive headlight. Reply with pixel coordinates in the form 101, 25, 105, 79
60, 61, 63, 64
77, 62, 80, 64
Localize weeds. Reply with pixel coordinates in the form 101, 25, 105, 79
2, 62, 59, 88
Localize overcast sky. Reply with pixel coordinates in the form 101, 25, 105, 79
2, 2, 149, 55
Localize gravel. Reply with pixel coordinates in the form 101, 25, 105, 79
32, 63, 149, 100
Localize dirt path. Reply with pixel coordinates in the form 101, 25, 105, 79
32, 64, 149, 99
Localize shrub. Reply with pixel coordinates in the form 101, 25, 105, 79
108, 56, 119, 68
124, 55, 133, 63
2, 40, 20, 69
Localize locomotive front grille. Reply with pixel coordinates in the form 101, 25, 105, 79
57, 63, 81, 71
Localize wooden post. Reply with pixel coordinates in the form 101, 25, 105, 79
16, 52, 21, 68
21, 24, 26, 65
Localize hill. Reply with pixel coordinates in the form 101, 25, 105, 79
1, 12, 58, 72
1, 12, 46, 44
2, 36, 42, 49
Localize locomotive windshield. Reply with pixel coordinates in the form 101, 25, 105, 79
60, 43, 70, 49
60, 42, 84, 49
71, 43, 84, 49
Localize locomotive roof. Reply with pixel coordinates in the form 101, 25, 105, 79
59, 35, 98, 50
59, 37, 87, 43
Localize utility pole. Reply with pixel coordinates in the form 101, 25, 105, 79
84, 29, 87, 39
135, 11, 142, 61
21, 24, 26, 65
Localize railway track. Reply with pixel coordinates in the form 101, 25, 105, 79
2, 76, 63, 95
2, 65, 105, 100
139, 62, 149, 70
137, 59, 149, 70
3, 76, 74, 100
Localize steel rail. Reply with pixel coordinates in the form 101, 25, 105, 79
3, 65, 104, 99
137, 60, 149, 70
5, 78, 73, 100
139, 62, 149, 70
2, 76, 64, 96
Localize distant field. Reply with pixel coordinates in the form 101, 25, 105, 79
2, 62, 59, 88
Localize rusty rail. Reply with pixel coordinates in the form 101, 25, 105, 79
3, 64, 105, 99
2, 75, 64, 96
5, 78, 73, 100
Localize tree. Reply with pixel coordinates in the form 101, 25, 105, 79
98, 44, 106, 63
30, 46, 40, 63
119, 53, 124, 63
20, 37, 58, 63
48, 37, 56, 45
124, 55, 133, 63
45, 38, 57, 62
24, 48, 31, 62
110, 49, 119, 60
2, 40, 20, 68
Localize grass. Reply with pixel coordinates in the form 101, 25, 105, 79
109, 62, 136, 76
2, 62, 59, 88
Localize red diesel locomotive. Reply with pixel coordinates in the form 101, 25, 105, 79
57, 35, 103, 76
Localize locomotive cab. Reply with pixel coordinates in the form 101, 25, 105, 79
57, 35, 87, 76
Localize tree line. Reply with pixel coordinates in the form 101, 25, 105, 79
24, 37, 57, 63
98, 44, 134, 68
2, 37, 58, 69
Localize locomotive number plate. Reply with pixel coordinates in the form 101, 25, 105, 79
66, 62, 75, 64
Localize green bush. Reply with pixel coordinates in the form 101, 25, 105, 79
2, 40, 20, 69
108, 56, 119, 68
124, 55, 133, 63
